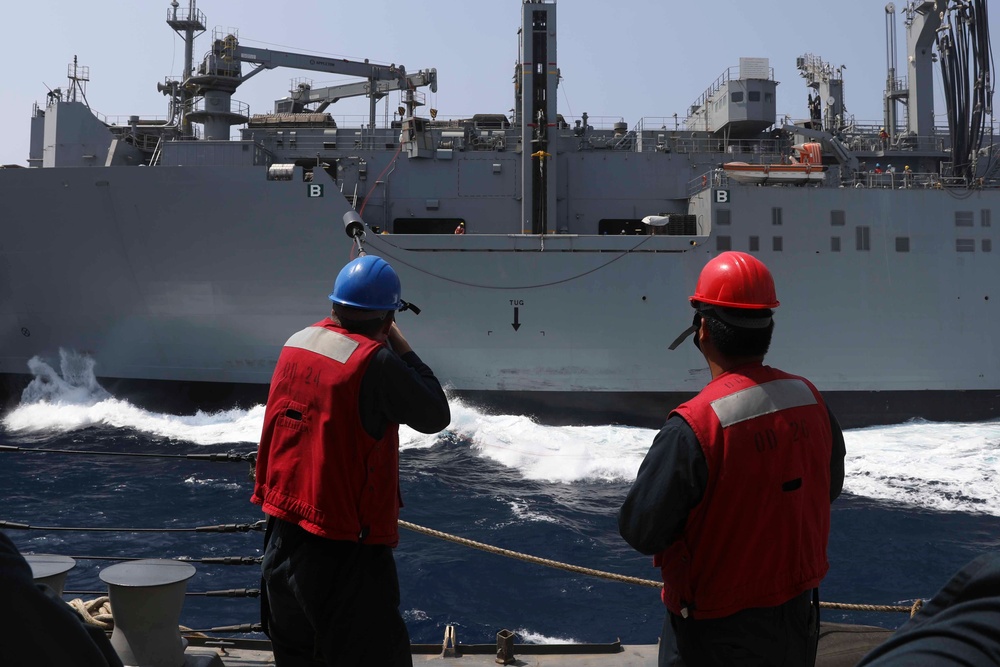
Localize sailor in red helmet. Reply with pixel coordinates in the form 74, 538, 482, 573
252, 255, 451, 666
619, 251, 846, 666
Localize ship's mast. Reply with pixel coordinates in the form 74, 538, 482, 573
884, 3, 902, 141
166, 0, 206, 136
66, 56, 90, 106
519, 1, 558, 235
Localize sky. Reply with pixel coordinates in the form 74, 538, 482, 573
1, 0, 996, 166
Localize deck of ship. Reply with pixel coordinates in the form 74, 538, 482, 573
180, 621, 893, 666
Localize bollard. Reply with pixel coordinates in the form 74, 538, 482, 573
25, 554, 76, 596
496, 628, 515, 665
99, 558, 196, 667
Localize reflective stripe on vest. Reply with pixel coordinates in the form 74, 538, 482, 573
710, 378, 818, 428
284, 326, 359, 364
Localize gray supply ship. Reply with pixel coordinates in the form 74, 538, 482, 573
1, 0, 998, 428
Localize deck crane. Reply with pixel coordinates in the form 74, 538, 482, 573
171, 27, 437, 139
231, 42, 437, 128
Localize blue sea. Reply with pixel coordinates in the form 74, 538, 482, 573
2, 352, 999, 647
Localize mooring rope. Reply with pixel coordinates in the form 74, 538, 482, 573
60, 519, 922, 635
0, 444, 255, 464
6, 436, 924, 621
398, 520, 923, 617
20, 516, 921, 618
400, 519, 662, 588
0, 520, 265, 534
68, 596, 114, 630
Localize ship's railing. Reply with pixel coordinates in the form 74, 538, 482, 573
1, 441, 924, 644
647, 133, 785, 157
837, 122, 949, 153
106, 126, 163, 153
559, 115, 632, 131
845, 170, 941, 189
166, 4, 206, 28
103, 114, 171, 126
190, 97, 250, 120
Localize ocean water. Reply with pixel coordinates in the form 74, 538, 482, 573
1, 354, 999, 647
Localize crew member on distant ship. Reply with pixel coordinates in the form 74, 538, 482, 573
618, 252, 846, 667
454, 221, 466, 234
252, 255, 451, 666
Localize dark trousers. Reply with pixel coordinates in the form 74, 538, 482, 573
659, 589, 818, 666
261, 517, 412, 667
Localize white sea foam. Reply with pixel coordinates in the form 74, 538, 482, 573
513, 628, 580, 645
445, 397, 652, 483
843, 419, 1000, 516
4, 352, 998, 515
3, 352, 267, 444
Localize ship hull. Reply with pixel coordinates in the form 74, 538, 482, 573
2, 166, 998, 426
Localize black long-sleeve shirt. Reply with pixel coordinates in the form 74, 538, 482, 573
358, 348, 451, 440
618, 405, 846, 556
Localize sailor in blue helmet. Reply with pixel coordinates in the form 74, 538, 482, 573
252, 255, 450, 666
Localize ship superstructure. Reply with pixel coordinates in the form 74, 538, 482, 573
1, 0, 997, 427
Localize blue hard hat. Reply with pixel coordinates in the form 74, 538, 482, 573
328, 256, 403, 310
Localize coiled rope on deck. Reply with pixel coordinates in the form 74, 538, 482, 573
68, 596, 114, 630
399, 520, 924, 617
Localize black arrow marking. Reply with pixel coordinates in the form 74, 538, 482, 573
512, 307, 521, 331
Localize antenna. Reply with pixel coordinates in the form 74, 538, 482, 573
66, 56, 90, 106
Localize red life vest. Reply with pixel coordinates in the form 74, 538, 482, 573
656, 363, 833, 619
251, 319, 403, 547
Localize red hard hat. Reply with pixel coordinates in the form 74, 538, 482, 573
690, 251, 779, 309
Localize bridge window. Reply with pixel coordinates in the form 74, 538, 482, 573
896, 237, 910, 252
